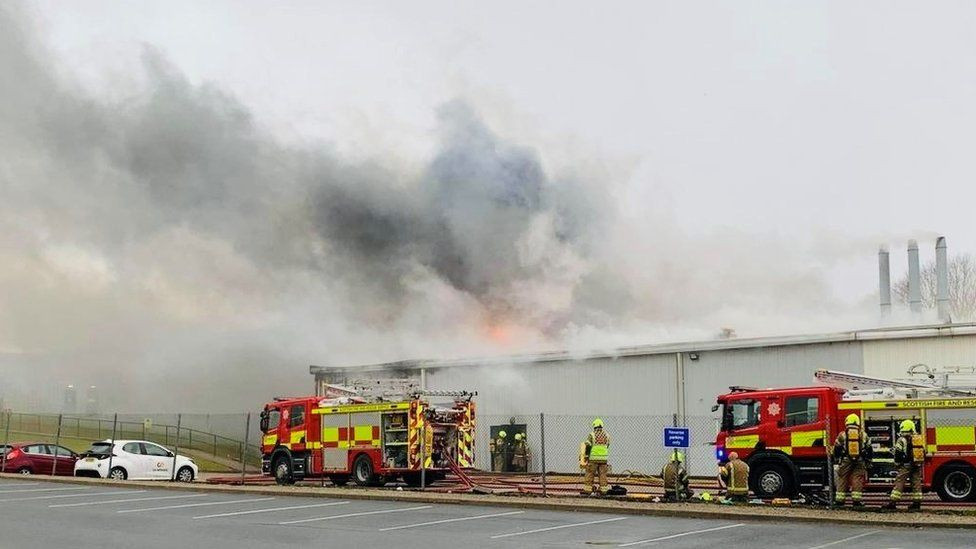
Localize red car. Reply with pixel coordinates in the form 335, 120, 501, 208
1, 442, 78, 476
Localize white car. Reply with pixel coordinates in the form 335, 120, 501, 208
74, 440, 198, 482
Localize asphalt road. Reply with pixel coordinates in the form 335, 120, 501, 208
0, 478, 972, 548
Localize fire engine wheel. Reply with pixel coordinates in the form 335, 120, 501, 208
935, 464, 976, 502
750, 462, 794, 498
353, 454, 376, 486
402, 473, 422, 487
273, 457, 295, 486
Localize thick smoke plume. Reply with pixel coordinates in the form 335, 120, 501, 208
0, 6, 875, 412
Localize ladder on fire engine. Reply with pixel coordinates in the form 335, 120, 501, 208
814, 367, 976, 398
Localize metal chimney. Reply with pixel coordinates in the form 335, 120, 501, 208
878, 246, 891, 316
936, 236, 950, 322
908, 239, 922, 314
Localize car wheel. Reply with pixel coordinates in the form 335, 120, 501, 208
176, 466, 194, 483
749, 462, 794, 498
935, 464, 976, 502
273, 456, 294, 486
352, 454, 375, 486
17, 467, 31, 475
329, 475, 349, 487
109, 467, 127, 481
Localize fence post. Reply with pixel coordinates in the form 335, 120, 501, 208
165, 425, 169, 446
50, 414, 63, 476
189, 429, 193, 450
213, 434, 218, 458
170, 414, 182, 481
76, 417, 81, 438
1, 411, 11, 473
240, 413, 251, 485
97, 418, 101, 439
540, 412, 547, 497
107, 413, 118, 480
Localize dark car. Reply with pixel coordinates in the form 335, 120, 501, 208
1, 442, 78, 475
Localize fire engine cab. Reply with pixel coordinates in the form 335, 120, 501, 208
714, 366, 976, 502
259, 382, 475, 487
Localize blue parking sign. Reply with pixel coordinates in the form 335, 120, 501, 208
664, 427, 690, 448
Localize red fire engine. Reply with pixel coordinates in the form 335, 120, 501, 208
714, 368, 976, 502
259, 385, 475, 486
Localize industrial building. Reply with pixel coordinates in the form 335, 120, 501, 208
310, 237, 975, 473
310, 322, 976, 473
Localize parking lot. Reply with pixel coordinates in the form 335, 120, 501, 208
0, 478, 974, 548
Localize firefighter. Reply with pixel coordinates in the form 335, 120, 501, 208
491, 430, 508, 472
832, 413, 872, 507
884, 419, 924, 511
512, 432, 530, 472
662, 450, 693, 501
718, 451, 749, 502
581, 418, 610, 496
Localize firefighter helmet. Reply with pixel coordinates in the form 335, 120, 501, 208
671, 450, 684, 463
900, 420, 916, 433
845, 414, 860, 426
592, 418, 604, 429
499, 430, 507, 438
514, 433, 523, 441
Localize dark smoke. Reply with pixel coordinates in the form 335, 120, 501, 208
0, 5, 872, 412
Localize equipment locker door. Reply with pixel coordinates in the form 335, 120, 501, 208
321, 413, 350, 471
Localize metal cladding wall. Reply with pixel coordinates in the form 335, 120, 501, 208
425, 354, 678, 416
682, 341, 865, 418
862, 334, 976, 379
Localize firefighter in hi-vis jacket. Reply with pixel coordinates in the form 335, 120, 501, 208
580, 418, 610, 495
884, 419, 924, 511
490, 430, 508, 472
832, 413, 872, 507
662, 450, 693, 501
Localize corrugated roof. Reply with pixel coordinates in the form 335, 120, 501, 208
310, 321, 976, 375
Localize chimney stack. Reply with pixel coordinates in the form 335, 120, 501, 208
908, 239, 922, 314
878, 246, 891, 316
936, 236, 950, 322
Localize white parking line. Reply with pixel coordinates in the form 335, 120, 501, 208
380, 510, 524, 531
806, 531, 879, 549
118, 497, 275, 514
490, 516, 628, 539
0, 490, 145, 503
193, 500, 350, 519
0, 487, 88, 494
50, 493, 208, 508
0, 483, 38, 487
618, 523, 745, 547
279, 505, 434, 525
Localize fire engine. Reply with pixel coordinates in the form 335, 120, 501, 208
259, 381, 475, 487
713, 366, 976, 502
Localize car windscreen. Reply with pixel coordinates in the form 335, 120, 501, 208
83, 442, 113, 456
0, 445, 10, 456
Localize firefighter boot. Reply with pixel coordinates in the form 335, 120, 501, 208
908, 502, 921, 511
882, 501, 897, 511
851, 500, 864, 508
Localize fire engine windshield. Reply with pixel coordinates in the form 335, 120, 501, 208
721, 399, 761, 431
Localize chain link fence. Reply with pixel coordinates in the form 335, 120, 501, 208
474, 413, 719, 477
0, 411, 261, 475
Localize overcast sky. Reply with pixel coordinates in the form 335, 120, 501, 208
29, 1, 976, 284
5, 1, 976, 410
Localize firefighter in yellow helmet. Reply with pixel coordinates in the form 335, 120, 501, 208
490, 430, 508, 472
581, 418, 610, 496
662, 450, 693, 501
512, 432, 530, 472
884, 419, 923, 511
718, 451, 749, 502
832, 413, 872, 507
